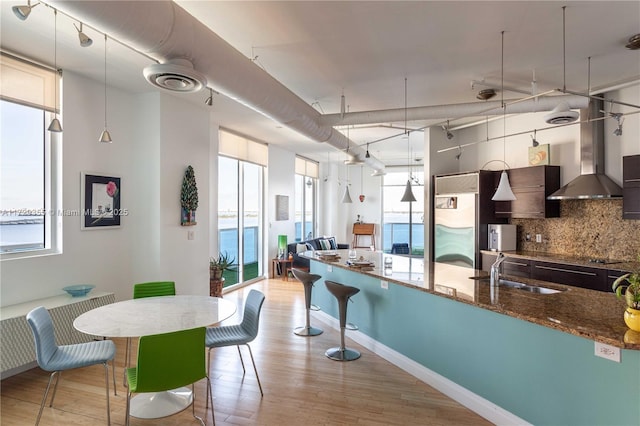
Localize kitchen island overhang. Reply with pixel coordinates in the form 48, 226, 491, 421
303, 250, 640, 426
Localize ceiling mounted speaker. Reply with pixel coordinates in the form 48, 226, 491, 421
143, 58, 207, 93
626, 34, 640, 50
544, 101, 579, 124
476, 88, 496, 100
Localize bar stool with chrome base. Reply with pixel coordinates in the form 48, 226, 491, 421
291, 268, 323, 336
324, 280, 361, 361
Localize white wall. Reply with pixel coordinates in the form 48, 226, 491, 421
267, 145, 295, 263
1, 72, 215, 306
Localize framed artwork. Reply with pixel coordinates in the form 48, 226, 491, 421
528, 144, 550, 166
81, 173, 122, 229
275, 195, 289, 221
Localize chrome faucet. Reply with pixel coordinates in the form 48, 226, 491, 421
490, 252, 506, 287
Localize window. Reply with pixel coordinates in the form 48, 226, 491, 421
1, 53, 60, 257
294, 157, 318, 242
382, 170, 424, 256
218, 130, 266, 287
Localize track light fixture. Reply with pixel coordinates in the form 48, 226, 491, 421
476, 88, 496, 101
443, 120, 454, 140
365, 143, 370, 158
48, 9, 62, 133
626, 34, 640, 50
204, 88, 213, 106
12, 0, 39, 20
74, 22, 93, 47
531, 129, 540, 147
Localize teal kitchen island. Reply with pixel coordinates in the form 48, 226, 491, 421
305, 250, 640, 425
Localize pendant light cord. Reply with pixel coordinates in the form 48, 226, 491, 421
104, 34, 108, 128
405, 77, 410, 178
562, 6, 566, 92
53, 9, 57, 117
501, 30, 506, 171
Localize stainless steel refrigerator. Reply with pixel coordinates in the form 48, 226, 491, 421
433, 171, 501, 268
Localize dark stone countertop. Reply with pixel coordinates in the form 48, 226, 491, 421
303, 250, 640, 350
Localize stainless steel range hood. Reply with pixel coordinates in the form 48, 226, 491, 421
547, 99, 623, 200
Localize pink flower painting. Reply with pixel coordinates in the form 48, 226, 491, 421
106, 181, 118, 198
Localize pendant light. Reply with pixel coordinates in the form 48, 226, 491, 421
400, 78, 416, 203
341, 107, 353, 203
99, 34, 112, 143
48, 9, 62, 133
492, 31, 516, 202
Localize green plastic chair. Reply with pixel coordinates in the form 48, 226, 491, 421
132, 281, 175, 299
125, 327, 214, 426
124, 281, 177, 381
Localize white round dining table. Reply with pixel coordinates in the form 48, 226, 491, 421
73, 295, 236, 419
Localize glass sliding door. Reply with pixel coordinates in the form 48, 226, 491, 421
382, 171, 425, 256
242, 162, 263, 281
218, 156, 264, 287
294, 157, 318, 242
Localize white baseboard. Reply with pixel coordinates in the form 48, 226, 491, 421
313, 310, 531, 426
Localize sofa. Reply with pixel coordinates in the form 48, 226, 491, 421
287, 236, 349, 270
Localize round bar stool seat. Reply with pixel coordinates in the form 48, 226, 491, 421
291, 268, 323, 336
324, 280, 361, 361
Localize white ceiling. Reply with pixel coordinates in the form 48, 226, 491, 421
2, 1, 639, 166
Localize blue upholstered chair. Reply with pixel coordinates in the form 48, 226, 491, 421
205, 289, 265, 398
26, 306, 116, 425
125, 327, 213, 426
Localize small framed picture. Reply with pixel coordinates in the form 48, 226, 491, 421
81, 173, 122, 229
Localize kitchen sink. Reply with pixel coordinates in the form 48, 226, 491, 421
497, 279, 564, 294
471, 276, 564, 294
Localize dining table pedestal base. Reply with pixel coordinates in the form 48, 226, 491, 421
130, 387, 193, 419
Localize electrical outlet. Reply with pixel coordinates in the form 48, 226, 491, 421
327, 265, 333, 273
381, 280, 388, 289
535, 234, 542, 243
525, 233, 531, 242
594, 342, 621, 362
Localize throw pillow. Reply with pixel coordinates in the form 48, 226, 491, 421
305, 242, 315, 251
327, 237, 337, 250
318, 239, 331, 250
296, 243, 308, 253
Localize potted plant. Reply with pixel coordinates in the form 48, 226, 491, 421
612, 255, 640, 332
210, 252, 235, 280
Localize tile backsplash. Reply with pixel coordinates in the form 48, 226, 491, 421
512, 199, 640, 261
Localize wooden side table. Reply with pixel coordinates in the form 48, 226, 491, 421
352, 223, 375, 250
271, 258, 293, 281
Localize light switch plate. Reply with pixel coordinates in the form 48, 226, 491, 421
381, 280, 388, 289
594, 341, 620, 362
327, 265, 332, 272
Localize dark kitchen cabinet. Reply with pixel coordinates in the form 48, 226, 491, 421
494, 165, 560, 219
623, 155, 640, 220
531, 261, 607, 292
607, 269, 632, 292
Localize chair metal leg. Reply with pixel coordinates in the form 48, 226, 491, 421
111, 359, 117, 396
124, 337, 131, 386
244, 344, 263, 396
35, 371, 57, 426
207, 376, 216, 426
192, 383, 206, 426
236, 345, 246, 374
125, 391, 131, 426
103, 362, 112, 425
206, 348, 212, 410
48, 371, 61, 407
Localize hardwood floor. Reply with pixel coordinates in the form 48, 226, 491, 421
1, 278, 492, 425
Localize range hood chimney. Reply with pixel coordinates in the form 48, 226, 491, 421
547, 99, 623, 200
